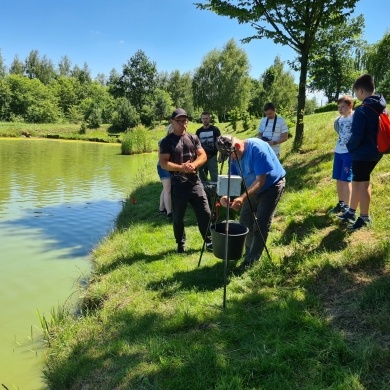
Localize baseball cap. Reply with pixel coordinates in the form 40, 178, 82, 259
171, 108, 188, 119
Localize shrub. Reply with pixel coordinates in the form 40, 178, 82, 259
228, 108, 241, 131
314, 102, 338, 113
88, 107, 102, 128
140, 104, 155, 127
121, 125, 153, 155
79, 122, 87, 134
112, 98, 140, 131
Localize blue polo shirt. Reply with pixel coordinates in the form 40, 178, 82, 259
230, 138, 285, 193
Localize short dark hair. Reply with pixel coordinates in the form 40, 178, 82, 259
201, 111, 210, 117
353, 74, 375, 93
263, 102, 276, 112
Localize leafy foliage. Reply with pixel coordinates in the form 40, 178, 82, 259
116, 50, 158, 111
308, 16, 364, 102
193, 39, 251, 121
112, 97, 140, 131
121, 125, 152, 154
364, 31, 390, 86
195, 0, 360, 150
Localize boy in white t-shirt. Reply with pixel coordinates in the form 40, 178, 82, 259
329, 95, 354, 214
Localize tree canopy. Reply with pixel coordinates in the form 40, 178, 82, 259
196, 0, 360, 150
193, 39, 251, 121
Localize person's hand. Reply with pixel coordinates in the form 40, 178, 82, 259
220, 196, 228, 207
182, 160, 196, 173
231, 197, 244, 211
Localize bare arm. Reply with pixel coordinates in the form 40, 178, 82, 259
159, 147, 207, 173
276, 132, 288, 144
220, 174, 267, 211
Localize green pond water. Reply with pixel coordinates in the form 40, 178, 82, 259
0, 138, 156, 389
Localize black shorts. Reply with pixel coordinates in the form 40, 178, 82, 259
352, 160, 379, 182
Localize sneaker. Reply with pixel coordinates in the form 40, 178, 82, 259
337, 211, 356, 224
347, 217, 372, 232
166, 213, 172, 221
205, 242, 213, 252
158, 209, 167, 215
177, 245, 185, 254
329, 203, 344, 214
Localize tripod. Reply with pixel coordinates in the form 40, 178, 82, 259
198, 144, 272, 308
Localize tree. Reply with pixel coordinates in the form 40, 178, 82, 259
0, 78, 11, 120
7, 74, 61, 123
58, 56, 72, 77
260, 56, 297, 114
25, 50, 40, 79
107, 68, 122, 98
112, 97, 140, 130
308, 16, 364, 102
196, 0, 360, 150
193, 39, 251, 121
117, 50, 158, 111
153, 89, 174, 122
9, 54, 24, 76
71, 62, 92, 84
166, 70, 194, 116
364, 31, 390, 86
38, 55, 56, 84
248, 78, 266, 117
0, 49, 6, 78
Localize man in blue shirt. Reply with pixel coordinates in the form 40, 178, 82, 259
218, 136, 286, 270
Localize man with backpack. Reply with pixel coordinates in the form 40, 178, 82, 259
337, 74, 387, 231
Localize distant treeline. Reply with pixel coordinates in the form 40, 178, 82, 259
0, 40, 308, 129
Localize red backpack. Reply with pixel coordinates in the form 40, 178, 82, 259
362, 104, 390, 154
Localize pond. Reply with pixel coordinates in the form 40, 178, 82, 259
0, 138, 156, 389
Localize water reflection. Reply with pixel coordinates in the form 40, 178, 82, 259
0, 139, 156, 389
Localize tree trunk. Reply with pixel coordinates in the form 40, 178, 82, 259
293, 53, 309, 151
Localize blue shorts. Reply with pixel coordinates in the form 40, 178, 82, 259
332, 152, 353, 181
157, 164, 170, 180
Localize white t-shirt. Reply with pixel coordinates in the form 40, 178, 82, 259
257, 115, 288, 155
334, 114, 353, 154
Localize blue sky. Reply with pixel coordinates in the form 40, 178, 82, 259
0, 0, 389, 80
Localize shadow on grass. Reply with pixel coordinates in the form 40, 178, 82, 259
303, 241, 390, 387
45, 268, 390, 390
282, 150, 333, 191
281, 213, 348, 252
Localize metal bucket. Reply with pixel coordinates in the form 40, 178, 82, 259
210, 222, 249, 260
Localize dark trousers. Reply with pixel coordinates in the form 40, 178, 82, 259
171, 181, 211, 247
240, 177, 285, 263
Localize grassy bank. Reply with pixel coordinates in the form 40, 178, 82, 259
0, 120, 237, 147
42, 111, 390, 389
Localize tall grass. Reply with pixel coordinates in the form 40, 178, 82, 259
121, 125, 153, 155
42, 111, 390, 389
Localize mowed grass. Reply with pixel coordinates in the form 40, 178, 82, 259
42, 111, 390, 389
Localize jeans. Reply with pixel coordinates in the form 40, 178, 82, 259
239, 177, 285, 264
171, 180, 211, 247
199, 154, 218, 183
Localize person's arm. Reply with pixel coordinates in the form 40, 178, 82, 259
272, 118, 288, 145
273, 132, 288, 145
347, 108, 366, 152
159, 147, 207, 173
220, 174, 266, 211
